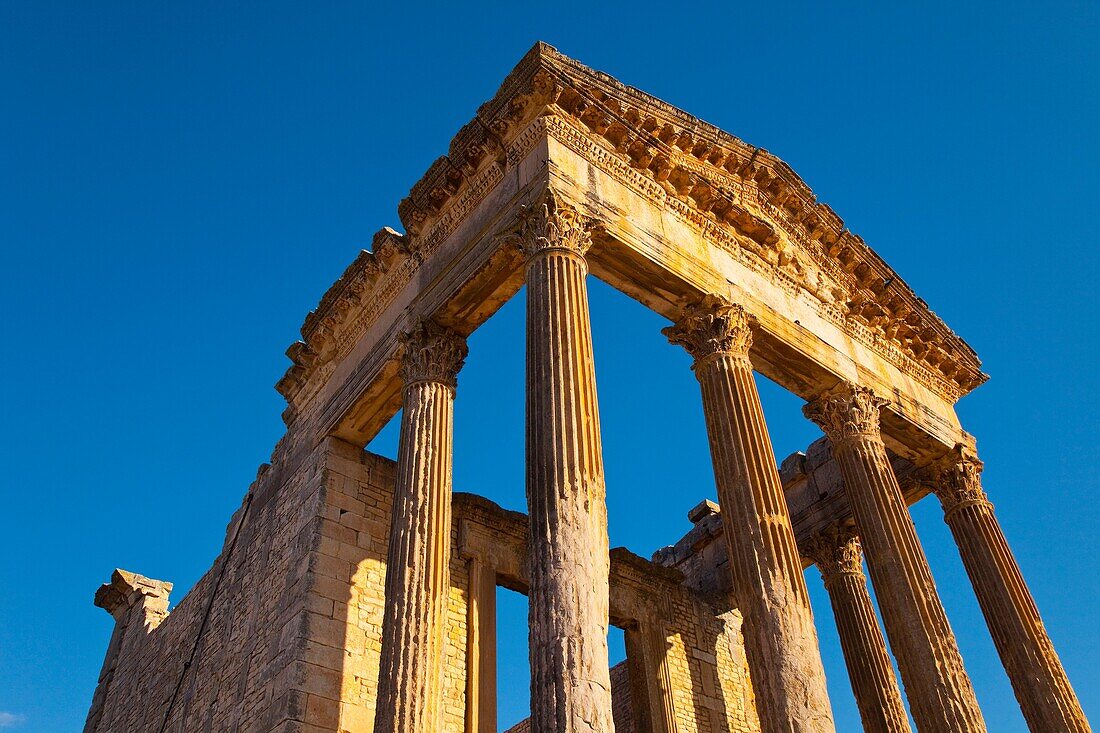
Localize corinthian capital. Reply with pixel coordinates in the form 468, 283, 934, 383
930, 444, 989, 515
662, 295, 754, 363
399, 319, 468, 389
507, 190, 593, 261
801, 523, 863, 583
803, 382, 887, 444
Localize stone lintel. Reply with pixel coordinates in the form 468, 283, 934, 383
283, 43, 984, 416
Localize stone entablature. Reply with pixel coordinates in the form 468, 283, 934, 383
277, 42, 985, 441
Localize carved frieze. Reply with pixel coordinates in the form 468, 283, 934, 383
531, 49, 985, 397
540, 110, 977, 403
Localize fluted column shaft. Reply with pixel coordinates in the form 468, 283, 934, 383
373, 321, 467, 733
931, 448, 1090, 732
804, 527, 911, 733
464, 558, 497, 733
665, 296, 834, 733
625, 617, 680, 733
805, 385, 985, 733
519, 195, 615, 733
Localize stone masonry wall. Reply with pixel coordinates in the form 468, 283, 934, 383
88, 437, 328, 733
663, 597, 759, 733
500, 602, 758, 733
89, 440, 759, 733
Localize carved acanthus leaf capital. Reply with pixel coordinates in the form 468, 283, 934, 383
803, 382, 887, 443
662, 295, 754, 363
504, 190, 593, 261
929, 444, 989, 515
399, 319, 468, 389
801, 524, 863, 582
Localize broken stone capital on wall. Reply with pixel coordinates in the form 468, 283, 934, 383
94, 568, 173, 627
85, 569, 174, 733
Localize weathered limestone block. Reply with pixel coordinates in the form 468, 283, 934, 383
802, 525, 910, 733
94, 568, 174, 625
664, 295, 834, 733
373, 320, 467, 733
804, 384, 986, 733
514, 192, 615, 733
930, 446, 1091, 733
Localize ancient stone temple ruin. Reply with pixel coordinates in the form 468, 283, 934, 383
85, 43, 1090, 733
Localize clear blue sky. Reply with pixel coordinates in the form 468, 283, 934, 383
2, 2, 1097, 731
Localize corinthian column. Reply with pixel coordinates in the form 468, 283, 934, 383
802, 525, 911, 733
664, 296, 834, 733
930, 446, 1090, 732
804, 385, 986, 733
517, 193, 615, 733
373, 320, 467, 733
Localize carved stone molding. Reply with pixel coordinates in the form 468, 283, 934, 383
929, 444, 990, 517
662, 295, 754, 365
526, 69, 986, 394
398, 319, 468, 390
803, 383, 888, 445
505, 190, 594, 262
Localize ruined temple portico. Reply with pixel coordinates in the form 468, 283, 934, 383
84, 43, 1091, 733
